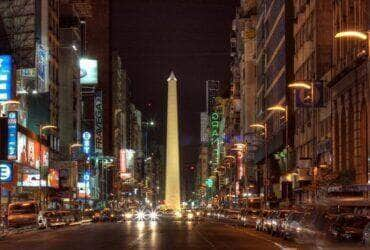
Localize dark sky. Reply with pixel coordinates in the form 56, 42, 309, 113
111, 0, 236, 165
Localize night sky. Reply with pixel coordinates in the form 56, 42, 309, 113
111, 0, 236, 166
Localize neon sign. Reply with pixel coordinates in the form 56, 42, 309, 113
210, 112, 220, 165
0, 55, 12, 101
7, 111, 17, 160
0, 162, 12, 182
82, 132, 91, 156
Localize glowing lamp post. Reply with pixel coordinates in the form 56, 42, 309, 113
334, 31, 367, 40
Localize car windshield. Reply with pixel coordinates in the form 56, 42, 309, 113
9, 203, 36, 215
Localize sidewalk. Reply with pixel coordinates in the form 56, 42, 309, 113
0, 219, 92, 240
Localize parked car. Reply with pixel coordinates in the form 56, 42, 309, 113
255, 210, 271, 231
362, 222, 370, 245
281, 211, 304, 239
37, 211, 66, 229
240, 209, 260, 227
263, 210, 278, 232
329, 214, 369, 241
270, 210, 290, 236
7, 201, 39, 228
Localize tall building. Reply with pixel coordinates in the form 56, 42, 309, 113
111, 52, 128, 159
0, 0, 60, 137
292, 0, 332, 204
329, 0, 369, 189
234, 0, 258, 194
255, 0, 295, 208
206, 80, 220, 114
84, 0, 111, 155
59, 1, 82, 160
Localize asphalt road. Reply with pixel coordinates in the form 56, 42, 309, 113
0, 219, 365, 250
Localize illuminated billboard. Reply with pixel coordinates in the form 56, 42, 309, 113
17, 132, 49, 169
77, 182, 90, 199
80, 58, 98, 84
47, 169, 59, 188
0, 55, 12, 101
19, 174, 47, 187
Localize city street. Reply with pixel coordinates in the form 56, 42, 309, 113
0, 220, 296, 250
0, 219, 366, 250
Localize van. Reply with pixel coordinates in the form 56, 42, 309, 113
8, 201, 39, 228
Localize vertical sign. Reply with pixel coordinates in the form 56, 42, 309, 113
94, 91, 103, 154
82, 132, 91, 156
119, 149, 126, 179
200, 112, 208, 143
0, 55, 12, 101
210, 112, 220, 165
36, 43, 48, 93
7, 111, 17, 160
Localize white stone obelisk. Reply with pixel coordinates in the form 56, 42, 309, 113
165, 71, 181, 211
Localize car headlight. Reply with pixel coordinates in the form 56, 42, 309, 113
125, 212, 133, 219
149, 211, 158, 220
175, 211, 182, 218
296, 227, 302, 233
136, 211, 145, 220
187, 213, 194, 219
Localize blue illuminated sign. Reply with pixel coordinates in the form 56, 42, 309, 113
0, 162, 13, 182
0, 55, 12, 101
7, 111, 17, 160
82, 131, 91, 156
83, 172, 90, 182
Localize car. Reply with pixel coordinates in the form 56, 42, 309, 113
37, 211, 66, 229
185, 210, 195, 221
270, 210, 290, 236
123, 210, 135, 221
147, 210, 159, 221
263, 210, 278, 232
193, 209, 204, 220
92, 210, 102, 223
362, 222, 370, 245
240, 209, 260, 227
329, 214, 369, 241
7, 201, 39, 228
281, 211, 304, 239
135, 210, 147, 221
255, 210, 270, 231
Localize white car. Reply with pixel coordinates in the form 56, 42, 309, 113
37, 211, 66, 229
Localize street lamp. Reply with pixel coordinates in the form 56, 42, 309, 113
334, 30, 367, 40
267, 105, 289, 171
39, 125, 57, 136
0, 99, 20, 116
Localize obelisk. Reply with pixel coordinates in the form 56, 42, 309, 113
165, 70, 181, 211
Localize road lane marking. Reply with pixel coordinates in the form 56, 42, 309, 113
195, 229, 217, 248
